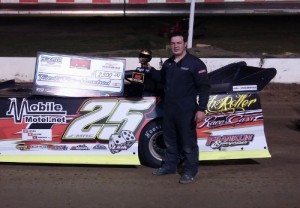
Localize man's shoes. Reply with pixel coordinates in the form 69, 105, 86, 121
152, 167, 176, 176
179, 174, 194, 184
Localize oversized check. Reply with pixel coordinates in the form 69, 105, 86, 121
32, 52, 126, 97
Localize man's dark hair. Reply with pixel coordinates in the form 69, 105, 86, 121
169, 31, 188, 42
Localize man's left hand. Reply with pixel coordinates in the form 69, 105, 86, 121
194, 111, 206, 123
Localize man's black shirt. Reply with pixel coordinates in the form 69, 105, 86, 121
151, 52, 211, 112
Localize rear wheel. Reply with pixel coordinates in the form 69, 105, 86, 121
138, 119, 166, 168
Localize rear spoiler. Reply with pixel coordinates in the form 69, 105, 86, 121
209, 61, 277, 94
0, 80, 15, 90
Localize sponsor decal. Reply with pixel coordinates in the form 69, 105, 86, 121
206, 94, 257, 114
16, 143, 28, 151
29, 144, 49, 150
6, 98, 67, 124
233, 85, 257, 92
206, 134, 254, 149
48, 144, 68, 150
70, 144, 90, 150
22, 129, 52, 141
199, 94, 263, 130
93, 144, 107, 150
199, 111, 263, 129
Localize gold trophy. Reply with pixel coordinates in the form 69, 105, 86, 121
138, 48, 152, 69
134, 49, 153, 83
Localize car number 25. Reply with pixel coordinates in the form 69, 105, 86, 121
62, 98, 156, 141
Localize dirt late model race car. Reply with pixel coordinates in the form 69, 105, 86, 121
0, 60, 276, 168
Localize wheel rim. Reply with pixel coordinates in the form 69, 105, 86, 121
148, 132, 166, 161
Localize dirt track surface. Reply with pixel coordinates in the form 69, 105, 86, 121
0, 85, 299, 208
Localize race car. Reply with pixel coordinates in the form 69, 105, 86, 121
0, 57, 276, 168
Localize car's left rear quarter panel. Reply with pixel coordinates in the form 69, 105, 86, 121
196, 92, 271, 160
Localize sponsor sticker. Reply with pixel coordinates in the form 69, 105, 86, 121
70, 144, 90, 150
16, 143, 28, 151
29, 144, 49, 150
233, 85, 257, 92
206, 134, 254, 149
93, 144, 107, 150
49, 145, 68, 151
22, 129, 52, 141
6, 98, 67, 124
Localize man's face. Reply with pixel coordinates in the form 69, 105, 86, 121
170, 36, 187, 56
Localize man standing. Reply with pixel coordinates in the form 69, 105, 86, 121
151, 32, 211, 184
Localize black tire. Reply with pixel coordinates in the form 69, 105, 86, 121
138, 119, 166, 168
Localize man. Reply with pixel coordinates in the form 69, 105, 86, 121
150, 32, 211, 184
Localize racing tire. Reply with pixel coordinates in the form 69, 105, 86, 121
138, 119, 166, 168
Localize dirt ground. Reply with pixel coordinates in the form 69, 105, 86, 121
0, 84, 299, 208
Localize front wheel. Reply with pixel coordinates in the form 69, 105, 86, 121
138, 119, 166, 168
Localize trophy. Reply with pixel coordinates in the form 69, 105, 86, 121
139, 49, 152, 67
136, 49, 152, 73
133, 49, 153, 83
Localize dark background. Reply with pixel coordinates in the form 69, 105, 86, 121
0, 15, 300, 57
